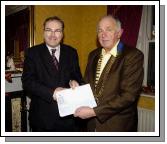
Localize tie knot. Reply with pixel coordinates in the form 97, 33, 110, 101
51, 49, 56, 55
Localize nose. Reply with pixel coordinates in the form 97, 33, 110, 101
50, 31, 58, 37
101, 31, 107, 38
51, 31, 56, 35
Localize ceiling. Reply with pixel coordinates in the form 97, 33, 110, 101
5, 5, 28, 16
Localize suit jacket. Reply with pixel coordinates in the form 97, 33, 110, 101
84, 42, 144, 132
22, 43, 84, 131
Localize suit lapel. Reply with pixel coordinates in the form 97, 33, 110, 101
58, 44, 67, 73
39, 44, 59, 77
108, 41, 124, 72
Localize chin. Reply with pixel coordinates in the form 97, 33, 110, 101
48, 43, 59, 48
101, 44, 110, 48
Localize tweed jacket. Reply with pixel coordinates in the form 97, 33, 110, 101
84, 42, 144, 132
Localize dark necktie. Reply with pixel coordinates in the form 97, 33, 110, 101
51, 49, 59, 70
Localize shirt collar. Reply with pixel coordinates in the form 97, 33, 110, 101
47, 44, 60, 54
102, 40, 120, 57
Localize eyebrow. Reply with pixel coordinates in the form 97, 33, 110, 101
44, 28, 62, 30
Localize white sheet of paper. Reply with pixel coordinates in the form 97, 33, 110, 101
55, 84, 97, 117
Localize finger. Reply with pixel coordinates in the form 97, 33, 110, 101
75, 82, 79, 87
73, 112, 79, 117
57, 87, 64, 91
70, 81, 75, 89
73, 81, 79, 87
69, 80, 73, 88
59, 87, 64, 91
53, 95, 57, 101
73, 115, 77, 117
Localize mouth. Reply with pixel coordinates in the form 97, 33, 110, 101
49, 38, 57, 41
101, 40, 110, 43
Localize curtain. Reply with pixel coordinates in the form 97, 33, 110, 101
6, 8, 29, 54
136, 6, 153, 86
107, 5, 143, 48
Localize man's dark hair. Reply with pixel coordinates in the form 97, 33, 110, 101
43, 16, 64, 30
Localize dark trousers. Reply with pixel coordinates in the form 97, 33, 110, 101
31, 126, 80, 132
30, 117, 87, 132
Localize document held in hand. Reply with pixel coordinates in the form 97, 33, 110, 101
55, 84, 97, 117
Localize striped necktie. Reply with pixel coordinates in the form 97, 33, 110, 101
51, 49, 59, 70
95, 54, 103, 87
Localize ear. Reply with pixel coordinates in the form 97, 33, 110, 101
117, 29, 123, 39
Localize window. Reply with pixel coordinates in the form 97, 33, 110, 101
147, 41, 155, 87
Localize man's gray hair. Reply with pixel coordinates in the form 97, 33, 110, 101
98, 15, 122, 31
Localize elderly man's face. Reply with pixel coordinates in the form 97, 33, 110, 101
97, 17, 123, 51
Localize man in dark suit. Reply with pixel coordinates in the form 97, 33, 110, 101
22, 16, 84, 132
74, 15, 144, 132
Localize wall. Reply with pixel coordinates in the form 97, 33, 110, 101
138, 95, 155, 110
34, 5, 106, 74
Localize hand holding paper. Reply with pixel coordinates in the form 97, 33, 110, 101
53, 87, 65, 101
55, 84, 97, 117
74, 106, 96, 119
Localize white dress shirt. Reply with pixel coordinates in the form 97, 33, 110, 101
47, 44, 60, 62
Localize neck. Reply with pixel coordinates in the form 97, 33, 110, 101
104, 48, 112, 53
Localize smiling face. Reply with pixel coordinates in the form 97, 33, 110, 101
97, 16, 123, 52
43, 20, 63, 48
